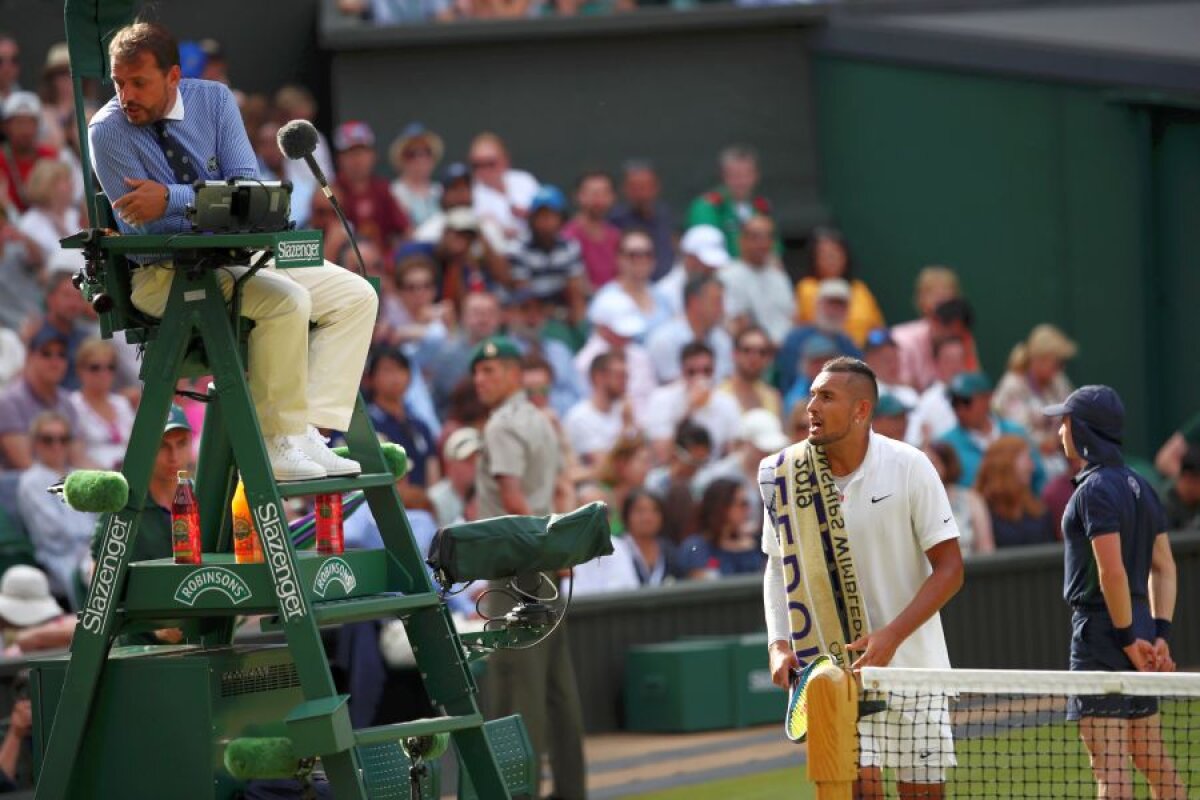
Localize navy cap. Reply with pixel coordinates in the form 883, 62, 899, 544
29, 325, 68, 353
439, 162, 471, 188
875, 394, 910, 418
1043, 384, 1124, 440
947, 371, 992, 399
394, 240, 436, 264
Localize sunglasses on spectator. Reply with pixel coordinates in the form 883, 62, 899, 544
470, 159, 499, 170
621, 249, 655, 259
82, 362, 117, 373
403, 148, 433, 160
37, 348, 67, 360
684, 365, 714, 378
401, 280, 435, 292
36, 434, 71, 445
738, 345, 770, 356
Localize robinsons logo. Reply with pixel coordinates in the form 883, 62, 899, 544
174, 567, 253, 607
313, 557, 357, 599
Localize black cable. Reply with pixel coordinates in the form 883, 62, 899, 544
325, 191, 368, 279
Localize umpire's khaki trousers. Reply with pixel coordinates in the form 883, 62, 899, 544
131, 260, 377, 436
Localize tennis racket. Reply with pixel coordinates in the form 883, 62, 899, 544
784, 653, 836, 743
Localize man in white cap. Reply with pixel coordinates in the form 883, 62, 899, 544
720, 215, 795, 346
1, 91, 58, 213
0, 564, 65, 631
427, 427, 482, 528
0, 564, 74, 655
573, 289, 656, 408
653, 223, 729, 317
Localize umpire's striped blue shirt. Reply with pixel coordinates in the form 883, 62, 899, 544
88, 78, 258, 234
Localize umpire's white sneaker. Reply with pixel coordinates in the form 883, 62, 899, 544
294, 426, 361, 477
266, 435, 326, 482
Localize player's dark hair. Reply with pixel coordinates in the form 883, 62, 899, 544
820, 356, 879, 407
109, 22, 180, 71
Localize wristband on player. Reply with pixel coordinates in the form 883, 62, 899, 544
1114, 625, 1136, 648
1154, 618, 1172, 642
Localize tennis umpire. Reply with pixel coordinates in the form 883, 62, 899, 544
1045, 385, 1184, 798
88, 22, 376, 483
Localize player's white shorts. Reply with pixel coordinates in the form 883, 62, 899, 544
858, 693, 956, 784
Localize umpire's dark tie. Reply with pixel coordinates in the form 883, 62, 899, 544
151, 120, 198, 184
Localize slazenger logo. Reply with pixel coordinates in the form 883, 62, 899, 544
312, 557, 357, 599
276, 240, 321, 262
252, 501, 307, 622
81, 514, 133, 635
173, 567, 253, 607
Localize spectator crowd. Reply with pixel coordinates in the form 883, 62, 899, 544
0, 27, 1198, 638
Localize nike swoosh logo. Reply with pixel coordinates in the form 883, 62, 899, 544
942, 516, 952, 524
870, 494, 892, 504
918, 749, 933, 760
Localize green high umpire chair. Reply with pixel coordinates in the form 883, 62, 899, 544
32, 3, 515, 797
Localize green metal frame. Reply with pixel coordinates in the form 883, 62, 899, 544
40, 3, 515, 796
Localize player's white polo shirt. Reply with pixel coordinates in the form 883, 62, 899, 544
759, 431, 959, 669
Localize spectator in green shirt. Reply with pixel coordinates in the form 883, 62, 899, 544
685, 144, 777, 257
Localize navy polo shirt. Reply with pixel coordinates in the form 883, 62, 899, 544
1062, 462, 1165, 611
367, 403, 435, 487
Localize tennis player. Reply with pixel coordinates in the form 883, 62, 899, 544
762, 357, 964, 799
1045, 385, 1184, 798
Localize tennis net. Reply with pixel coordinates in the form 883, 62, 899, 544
848, 667, 1200, 798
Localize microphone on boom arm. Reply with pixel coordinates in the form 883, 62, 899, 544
276, 120, 368, 279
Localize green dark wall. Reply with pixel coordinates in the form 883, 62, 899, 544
813, 55, 1200, 457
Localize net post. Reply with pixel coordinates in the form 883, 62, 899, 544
807, 666, 858, 800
